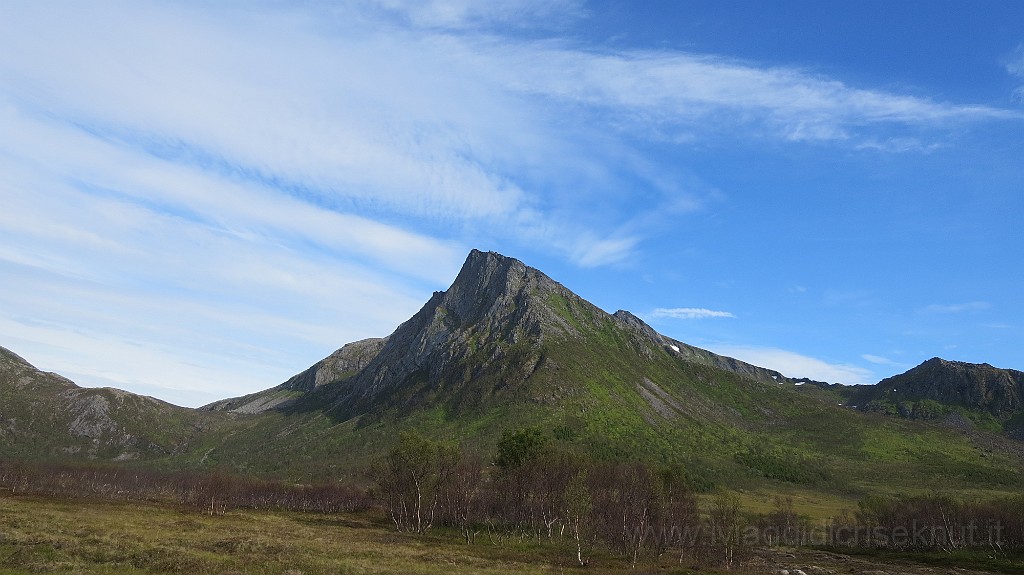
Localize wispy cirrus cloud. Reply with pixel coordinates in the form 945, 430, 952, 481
1, 1, 1014, 270
489, 44, 1019, 146
709, 345, 874, 385
862, 354, 895, 365
652, 308, 737, 320
923, 301, 991, 314
1007, 44, 1024, 102
368, 0, 586, 30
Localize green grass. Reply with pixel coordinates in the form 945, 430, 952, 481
0, 495, 548, 574
0, 494, 727, 575
3, 493, 1021, 575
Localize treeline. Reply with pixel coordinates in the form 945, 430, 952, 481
372, 428, 750, 568
834, 494, 1024, 552
371, 429, 1024, 569
0, 458, 371, 515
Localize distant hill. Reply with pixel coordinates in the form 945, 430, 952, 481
201, 337, 388, 414
839, 357, 1024, 437
0, 346, 215, 460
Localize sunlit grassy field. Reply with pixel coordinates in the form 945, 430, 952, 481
3, 493, 1022, 575
0, 494, 664, 575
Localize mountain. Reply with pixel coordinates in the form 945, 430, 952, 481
880, 358, 1024, 414
208, 250, 790, 417
889, 358, 1023, 414
0, 346, 214, 460
4, 249, 1024, 493
201, 337, 388, 414
194, 249, 837, 479
839, 357, 1024, 436
198, 250, 1022, 491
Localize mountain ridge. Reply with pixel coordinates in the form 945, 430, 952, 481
835, 356, 1024, 433
3, 249, 1023, 494
0, 345, 214, 460
206, 249, 794, 416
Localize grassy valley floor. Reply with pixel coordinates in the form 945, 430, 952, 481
2, 494, 1021, 575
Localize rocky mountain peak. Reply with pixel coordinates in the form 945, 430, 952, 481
312, 249, 800, 414
411, 249, 599, 345
438, 249, 580, 334
333, 250, 602, 408
878, 357, 1024, 416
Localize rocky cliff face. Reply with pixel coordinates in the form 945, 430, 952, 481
877, 357, 1024, 416
309, 250, 597, 416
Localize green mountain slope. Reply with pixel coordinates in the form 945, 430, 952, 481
0, 346, 217, 460
3, 250, 1022, 496
194, 251, 1024, 493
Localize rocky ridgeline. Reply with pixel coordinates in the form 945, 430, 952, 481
211, 249, 798, 416
282, 337, 389, 392
0, 346, 202, 460
341, 250, 602, 404
876, 357, 1024, 416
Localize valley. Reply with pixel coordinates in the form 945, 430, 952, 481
2, 250, 1023, 573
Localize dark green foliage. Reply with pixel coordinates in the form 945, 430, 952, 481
912, 399, 945, 420
869, 398, 949, 420
864, 398, 899, 416
494, 427, 549, 470
735, 443, 831, 485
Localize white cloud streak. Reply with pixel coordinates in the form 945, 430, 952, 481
369, 0, 586, 30
488, 44, 1018, 143
1007, 44, 1024, 102
652, 308, 737, 320
708, 345, 874, 385
862, 354, 897, 366
923, 301, 992, 314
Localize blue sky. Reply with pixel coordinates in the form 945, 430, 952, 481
1, 1, 1022, 407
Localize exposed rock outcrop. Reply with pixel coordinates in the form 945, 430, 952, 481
281, 337, 389, 393
876, 357, 1024, 416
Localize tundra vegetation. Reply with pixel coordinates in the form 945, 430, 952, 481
3, 431, 1023, 574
